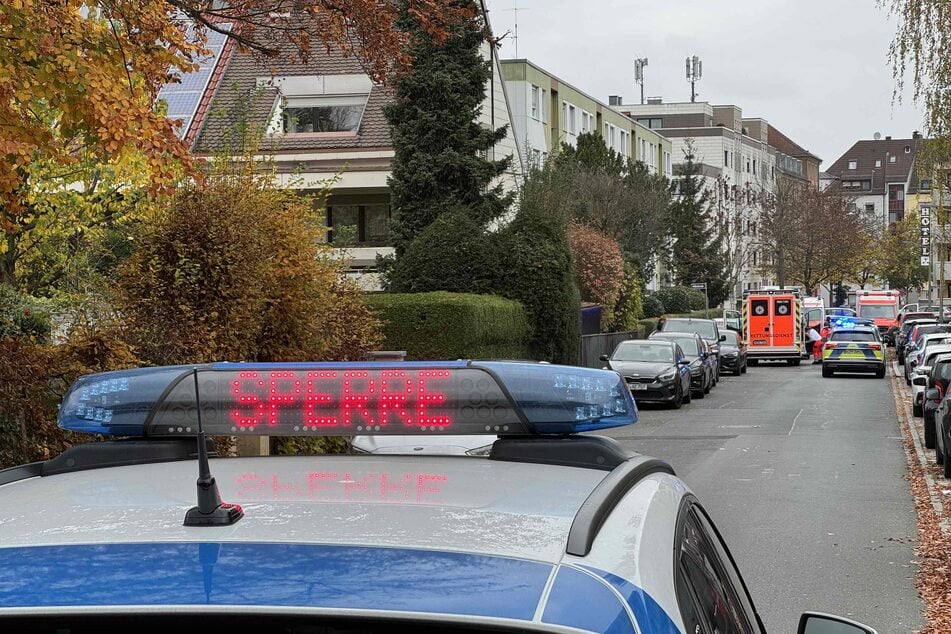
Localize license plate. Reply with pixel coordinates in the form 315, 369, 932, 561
630, 384, 648, 391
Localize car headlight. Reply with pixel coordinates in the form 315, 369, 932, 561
723, 351, 738, 358
465, 443, 494, 457
690, 366, 702, 376
658, 370, 677, 381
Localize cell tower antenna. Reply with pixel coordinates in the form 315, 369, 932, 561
503, 0, 530, 58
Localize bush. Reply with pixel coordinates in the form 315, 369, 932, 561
609, 264, 644, 332
642, 294, 665, 318
117, 163, 382, 365
386, 209, 499, 294
0, 286, 53, 343
365, 291, 530, 360
653, 286, 706, 314
495, 204, 580, 365
568, 221, 625, 330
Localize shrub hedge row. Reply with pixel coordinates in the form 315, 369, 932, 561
365, 291, 531, 360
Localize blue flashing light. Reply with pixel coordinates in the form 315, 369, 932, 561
473, 362, 638, 434
57, 362, 638, 438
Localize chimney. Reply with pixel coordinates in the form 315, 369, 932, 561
913, 130, 923, 139
608, 96, 622, 106
885, 135, 892, 140
646, 97, 663, 105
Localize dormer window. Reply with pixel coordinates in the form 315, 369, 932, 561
262, 74, 372, 136
848, 160, 857, 170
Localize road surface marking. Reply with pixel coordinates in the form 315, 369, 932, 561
788, 408, 804, 436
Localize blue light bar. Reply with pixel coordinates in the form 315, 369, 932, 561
57, 362, 637, 438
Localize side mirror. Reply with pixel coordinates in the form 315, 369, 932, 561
798, 612, 877, 634
926, 388, 941, 400
719, 334, 727, 342
599, 354, 609, 362
678, 359, 691, 365
913, 376, 927, 387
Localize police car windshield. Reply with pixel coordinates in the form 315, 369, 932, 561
829, 331, 877, 342
612, 341, 674, 363
858, 304, 897, 319
662, 318, 716, 340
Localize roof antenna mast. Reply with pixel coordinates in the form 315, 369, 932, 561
184, 368, 243, 527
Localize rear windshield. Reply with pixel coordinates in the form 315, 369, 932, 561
720, 331, 742, 347
661, 319, 716, 340
829, 331, 877, 342
654, 336, 700, 356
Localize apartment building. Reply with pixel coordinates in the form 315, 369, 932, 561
500, 59, 672, 177
613, 99, 822, 302
160, 4, 523, 290
824, 133, 926, 230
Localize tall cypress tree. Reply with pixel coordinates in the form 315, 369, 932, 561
668, 141, 728, 305
384, 0, 513, 257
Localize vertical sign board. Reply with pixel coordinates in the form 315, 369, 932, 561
921, 207, 932, 267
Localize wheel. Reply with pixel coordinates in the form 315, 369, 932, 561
943, 446, 951, 478
913, 399, 923, 418
936, 440, 943, 465
694, 385, 706, 399
748, 359, 759, 367
703, 375, 712, 394
683, 387, 692, 404
792, 359, 801, 366
670, 385, 683, 409
734, 367, 742, 376
876, 366, 886, 379
822, 366, 833, 378
741, 362, 747, 374
925, 414, 936, 449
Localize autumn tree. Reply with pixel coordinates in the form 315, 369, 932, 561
879, 215, 930, 292
567, 221, 625, 330
1, 0, 472, 244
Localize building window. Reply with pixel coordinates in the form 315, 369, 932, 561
921, 178, 933, 192
568, 105, 577, 134
620, 131, 628, 155
530, 85, 540, 120
562, 101, 568, 130
640, 138, 647, 160
328, 203, 390, 245
746, 157, 751, 173
890, 155, 897, 163
665, 151, 672, 176
541, 90, 548, 123
724, 150, 729, 166
752, 159, 756, 175
848, 160, 857, 170
875, 159, 882, 168
280, 95, 368, 133
636, 117, 663, 129
865, 203, 876, 215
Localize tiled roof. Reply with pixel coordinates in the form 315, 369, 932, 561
184, 32, 237, 151
824, 138, 923, 194
767, 126, 820, 163
193, 40, 393, 155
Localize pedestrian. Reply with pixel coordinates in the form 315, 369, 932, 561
814, 321, 832, 364
806, 326, 821, 360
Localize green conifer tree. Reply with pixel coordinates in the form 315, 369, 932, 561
384, 0, 513, 258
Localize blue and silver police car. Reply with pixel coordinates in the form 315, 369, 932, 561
0, 361, 875, 633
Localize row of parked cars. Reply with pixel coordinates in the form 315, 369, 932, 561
896, 311, 951, 477
599, 317, 747, 409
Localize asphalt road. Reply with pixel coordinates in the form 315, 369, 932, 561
598, 360, 923, 633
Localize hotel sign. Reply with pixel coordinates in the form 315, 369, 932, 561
921, 207, 932, 267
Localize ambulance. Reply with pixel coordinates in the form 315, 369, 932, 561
854, 290, 900, 344
742, 287, 803, 365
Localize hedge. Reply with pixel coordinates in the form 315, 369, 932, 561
365, 291, 531, 360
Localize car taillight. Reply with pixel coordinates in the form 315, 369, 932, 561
868, 344, 881, 350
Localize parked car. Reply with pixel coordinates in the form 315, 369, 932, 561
899, 321, 943, 365
896, 316, 939, 364
911, 345, 951, 416
923, 354, 951, 449
601, 339, 692, 408
655, 317, 724, 381
648, 331, 714, 399
718, 329, 748, 375
905, 332, 951, 387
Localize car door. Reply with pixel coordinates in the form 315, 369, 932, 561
674, 499, 762, 634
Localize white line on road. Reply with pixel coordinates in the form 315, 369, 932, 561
788, 408, 803, 436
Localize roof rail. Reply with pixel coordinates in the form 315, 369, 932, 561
566, 455, 675, 556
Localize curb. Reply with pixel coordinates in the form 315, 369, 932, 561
891, 357, 951, 538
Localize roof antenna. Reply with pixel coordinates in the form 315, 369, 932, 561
184, 368, 243, 527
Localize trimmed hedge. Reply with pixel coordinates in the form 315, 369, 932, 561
365, 291, 531, 360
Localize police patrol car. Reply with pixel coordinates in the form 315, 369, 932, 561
821, 320, 887, 378
0, 361, 876, 633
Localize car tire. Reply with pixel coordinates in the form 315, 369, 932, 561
944, 448, 951, 479
734, 367, 742, 376
671, 386, 683, 410
703, 376, 712, 394
741, 362, 747, 374
822, 366, 833, 378
683, 387, 692, 404
876, 366, 886, 379
936, 440, 944, 465
925, 416, 936, 449
748, 359, 758, 367
914, 399, 923, 417
694, 385, 705, 399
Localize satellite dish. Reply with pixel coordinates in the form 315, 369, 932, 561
873, 132, 882, 140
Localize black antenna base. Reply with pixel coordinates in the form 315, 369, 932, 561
184, 500, 244, 527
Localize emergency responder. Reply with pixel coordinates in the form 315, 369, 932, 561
814, 320, 832, 364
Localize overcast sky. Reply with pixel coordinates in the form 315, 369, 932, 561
485, 0, 924, 168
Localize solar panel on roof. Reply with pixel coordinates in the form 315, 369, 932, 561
156, 26, 230, 139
